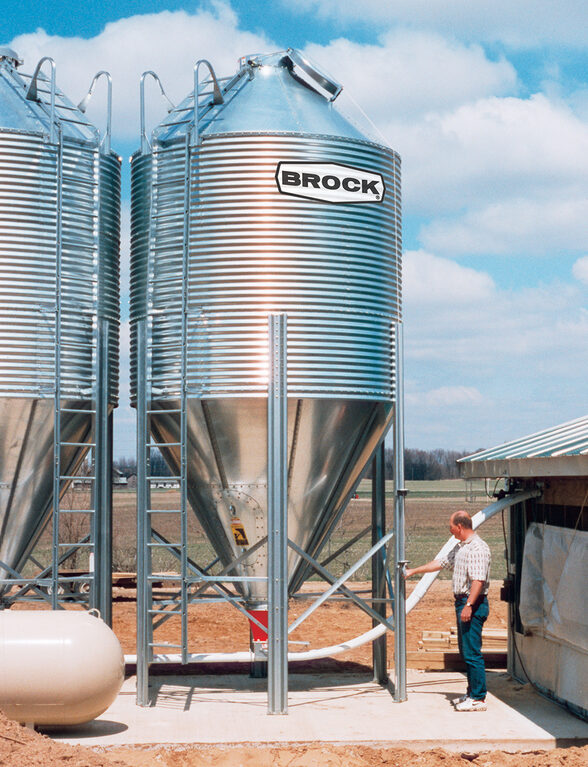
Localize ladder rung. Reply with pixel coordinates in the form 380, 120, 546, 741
149, 597, 183, 604
55, 575, 93, 582
60, 442, 95, 447
147, 476, 180, 481
147, 542, 182, 548
147, 509, 182, 514
148, 576, 181, 583
147, 408, 181, 414
53, 103, 78, 112
60, 475, 95, 481
148, 608, 181, 615
60, 407, 95, 414
161, 118, 191, 128
58, 542, 93, 548
59, 116, 93, 126
58, 509, 94, 514
148, 642, 183, 648
148, 442, 181, 447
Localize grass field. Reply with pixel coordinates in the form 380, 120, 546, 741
30, 479, 507, 583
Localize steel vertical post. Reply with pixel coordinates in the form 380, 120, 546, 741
94, 317, 112, 624
393, 322, 407, 702
267, 313, 288, 715
136, 319, 149, 705
371, 441, 387, 684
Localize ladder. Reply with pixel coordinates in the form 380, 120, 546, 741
135, 60, 255, 704
47, 107, 111, 617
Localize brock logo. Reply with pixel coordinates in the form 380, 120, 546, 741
275, 162, 385, 204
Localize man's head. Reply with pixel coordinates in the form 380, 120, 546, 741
449, 511, 474, 541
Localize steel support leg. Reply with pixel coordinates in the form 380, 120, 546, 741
393, 322, 407, 702
267, 314, 288, 715
136, 319, 150, 705
94, 317, 112, 625
372, 441, 388, 684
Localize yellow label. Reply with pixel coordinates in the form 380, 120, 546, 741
230, 521, 249, 546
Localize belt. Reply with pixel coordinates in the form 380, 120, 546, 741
454, 593, 468, 599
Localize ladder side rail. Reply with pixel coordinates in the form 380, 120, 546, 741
136, 318, 150, 705
51, 125, 64, 610
179, 129, 192, 665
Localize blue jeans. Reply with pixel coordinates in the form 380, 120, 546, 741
455, 595, 489, 701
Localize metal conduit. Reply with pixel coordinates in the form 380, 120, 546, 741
125, 488, 540, 668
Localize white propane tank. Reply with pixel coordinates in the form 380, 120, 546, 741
0, 610, 124, 725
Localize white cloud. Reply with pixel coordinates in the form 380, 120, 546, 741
421, 198, 588, 256
403, 250, 495, 304
304, 31, 517, 123
390, 94, 588, 215
403, 260, 588, 448
289, 1, 588, 47
10, 5, 273, 144
573, 256, 588, 285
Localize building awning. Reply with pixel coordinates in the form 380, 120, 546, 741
458, 415, 588, 479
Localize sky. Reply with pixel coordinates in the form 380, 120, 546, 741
4, 1, 588, 457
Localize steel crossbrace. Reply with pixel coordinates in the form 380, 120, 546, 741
287, 530, 395, 634
0, 536, 92, 605
318, 524, 372, 569
287, 539, 395, 633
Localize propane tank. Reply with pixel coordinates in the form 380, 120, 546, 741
0, 611, 124, 725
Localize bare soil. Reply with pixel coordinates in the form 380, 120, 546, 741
1, 709, 587, 767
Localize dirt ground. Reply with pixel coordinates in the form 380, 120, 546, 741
1, 709, 587, 767
4, 581, 588, 766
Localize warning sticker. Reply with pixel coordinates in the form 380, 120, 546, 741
230, 520, 249, 547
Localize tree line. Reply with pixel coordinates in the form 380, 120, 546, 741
363, 448, 476, 480
115, 447, 477, 482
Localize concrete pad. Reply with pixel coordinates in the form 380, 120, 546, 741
50, 669, 588, 753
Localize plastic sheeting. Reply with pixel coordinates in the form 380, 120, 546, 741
519, 522, 588, 650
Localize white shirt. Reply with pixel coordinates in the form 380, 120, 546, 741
439, 533, 491, 596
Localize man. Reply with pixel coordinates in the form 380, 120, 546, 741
405, 511, 491, 712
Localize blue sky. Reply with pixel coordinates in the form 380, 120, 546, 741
5, 1, 588, 457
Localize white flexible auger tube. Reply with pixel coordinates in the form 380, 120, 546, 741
124, 489, 540, 666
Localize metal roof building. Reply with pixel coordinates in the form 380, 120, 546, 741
459, 414, 588, 478
458, 417, 588, 720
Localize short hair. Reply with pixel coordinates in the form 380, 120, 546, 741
451, 511, 473, 529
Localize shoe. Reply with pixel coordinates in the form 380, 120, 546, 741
452, 694, 470, 707
455, 698, 487, 712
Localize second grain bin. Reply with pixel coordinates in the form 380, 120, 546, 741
130, 50, 401, 609
0, 48, 120, 609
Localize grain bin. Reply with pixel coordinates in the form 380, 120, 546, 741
0, 48, 120, 605
131, 50, 401, 609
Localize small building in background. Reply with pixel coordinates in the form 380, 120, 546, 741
459, 415, 588, 720
113, 467, 128, 486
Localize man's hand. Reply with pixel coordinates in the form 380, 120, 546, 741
403, 561, 442, 579
461, 581, 484, 622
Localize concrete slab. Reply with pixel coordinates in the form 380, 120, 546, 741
50, 669, 588, 753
